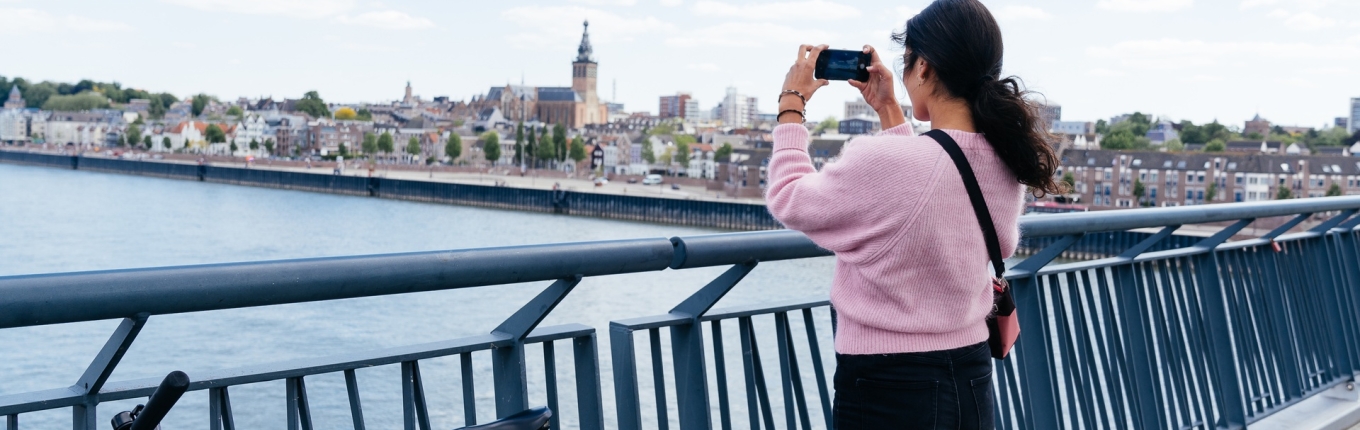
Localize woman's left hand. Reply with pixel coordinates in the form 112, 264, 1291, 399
779, 44, 830, 123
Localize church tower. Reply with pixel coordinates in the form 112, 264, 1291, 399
572, 21, 603, 126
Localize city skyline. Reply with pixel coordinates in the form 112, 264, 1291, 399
1, 0, 1358, 127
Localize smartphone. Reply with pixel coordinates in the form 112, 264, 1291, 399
815, 49, 871, 81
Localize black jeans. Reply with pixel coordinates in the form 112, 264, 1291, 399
833, 341, 994, 429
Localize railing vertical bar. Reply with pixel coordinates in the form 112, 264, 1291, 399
4, 415, 12, 430
609, 326, 642, 430
344, 369, 366, 430
801, 308, 833, 429
1246, 248, 1285, 409
1051, 274, 1091, 428
1090, 268, 1131, 428
1229, 249, 1270, 413
210, 388, 223, 430
1180, 256, 1220, 428
648, 328, 670, 430
1149, 260, 1189, 426
777, 312, 813, 430
739, 317, 762, 430
1013, 273, 1060, 429
402, 361, 417, 430
710, 320, 733, 430
543, 341, 561, 430
1114, 261, 1164, 430
1070, 270, 1113, 428
296, 377, 315, 430
1260, 243, 1303, 402
740, 316, 777, 430
287, 376, 300, 430
411, 361, 432, 430
1167, 258, 1209, 427
460, 352, 477, 427
775, 313, 796, 430
573, 333, 605, 430
220, 385, 236, 430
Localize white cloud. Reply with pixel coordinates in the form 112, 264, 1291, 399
1087, 38, 1359, 71
894, 6, 918, 20
160, 0, 357, 19
686, 63, 720, 71
570, 0, 637, 5
692, 0, 860, 21
660, 0, 683, 5
0, 8, 132, 34
501, 6, 675, 49
994, 5, 1051, 21
1088, 68, 1127, 77
1240, 0, 1278, 9
1096, 0, 1192, 12
1283, 11, 1335, 30
665, 21, 833, 48
335, 10, 434, 30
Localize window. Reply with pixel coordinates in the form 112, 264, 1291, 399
1235, 191, 1243, 202
1150, 187, 1158, 199
1236, 173, 1244, 184
1197, 190, 1204, 200
1228, 162, 1237, 170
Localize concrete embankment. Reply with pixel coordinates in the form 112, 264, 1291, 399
0, 150, 782, 230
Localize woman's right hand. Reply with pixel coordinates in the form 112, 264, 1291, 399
848, 45, 907, 129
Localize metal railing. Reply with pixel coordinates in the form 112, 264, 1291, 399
2, 196, 1360, 429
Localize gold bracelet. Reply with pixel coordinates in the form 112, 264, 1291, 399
777, 109, 806, 122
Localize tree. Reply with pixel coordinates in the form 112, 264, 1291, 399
445, 133, 462, 161
205, 124, 226, 144
229, 142, 238, 154
1327, 183, 1343, 197
406, 136, 421, 157
1061, 172, 1075, 191
715, 143, 733, 162
569, 136, 586, 164
265, 139, 275, 154
1276, 185, 1293, 200
362, 133, 377, 156
377, 132, 394, 154
553, 123, 568, 162
142, 135, 152, 149
162, 137, 171, 149
675, 138, 690, 168
660, 146, 675, 167
514, 122, 525, 165
356, 108, 373, 121
334, 107, 357, 120
1204, 139, 1226, 152
642, 139, 656, 164
118, 135, 127, 147
41, 92, 110, 111
812, 116, 838, 134
525, 126, 537, 167
249, 139, 259, 151
295, 91, 329, 118
1094, 119, 1109, 135
226, 105, 243, 117
191, 94, 211, 116
535, 127, 555, 165
126, 124, 142, 148
482, 132, 501, 164
1163, 138, 1184, 152
1206, 182, 1218, 202
1132, 179, 1146, 205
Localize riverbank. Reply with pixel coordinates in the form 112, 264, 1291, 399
0, 148, 782, 230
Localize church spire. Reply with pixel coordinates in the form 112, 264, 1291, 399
575, 20, 595, 63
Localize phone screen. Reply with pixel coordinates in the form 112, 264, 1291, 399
815, 49, 870, 81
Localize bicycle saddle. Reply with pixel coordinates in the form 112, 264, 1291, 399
457, 406, 551, 430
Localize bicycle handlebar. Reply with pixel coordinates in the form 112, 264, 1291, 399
111, 371, 189, 430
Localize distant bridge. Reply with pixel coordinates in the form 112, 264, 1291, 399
3, 196, 1360, 429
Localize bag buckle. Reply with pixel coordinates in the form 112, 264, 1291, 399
992, 277, 1008, 293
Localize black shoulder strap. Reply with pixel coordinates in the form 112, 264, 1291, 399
923, 129, 1005, 279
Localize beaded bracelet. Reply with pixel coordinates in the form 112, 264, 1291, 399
778, 89, 807, 105
777, 109, 806, 122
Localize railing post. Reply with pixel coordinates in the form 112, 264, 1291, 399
491, 276, 582, 418
71, 313, 149, 430
610, 323, 643, 430
1310, 211, 1360, 382
1190, 219, 1253, 428
669, 262, 758, 430
1007, 234, 1081, 429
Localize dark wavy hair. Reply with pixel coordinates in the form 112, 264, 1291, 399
893, 0, 1062, 196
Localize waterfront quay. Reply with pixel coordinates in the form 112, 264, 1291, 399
0, 148, 781, 231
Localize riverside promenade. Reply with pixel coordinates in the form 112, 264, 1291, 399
0, 148, 781, 230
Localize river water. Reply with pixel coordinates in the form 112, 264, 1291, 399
0, 163, 837, 429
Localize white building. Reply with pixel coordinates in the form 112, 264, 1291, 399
233, 115, 269, 155
844, 98, 913, 121
0, 109, 28, 143
685, 143, 716, 179
1350, 97, 1360, 134
1051, 121, 1094, 136
721, 87, 757, 128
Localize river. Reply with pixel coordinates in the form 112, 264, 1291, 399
0, 163, 836, 429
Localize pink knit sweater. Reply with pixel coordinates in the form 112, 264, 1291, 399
767, 123, 1024, 354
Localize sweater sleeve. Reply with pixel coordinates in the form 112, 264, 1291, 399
765, 124, 937, 259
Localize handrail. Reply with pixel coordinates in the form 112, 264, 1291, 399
3, 197, 1359, 330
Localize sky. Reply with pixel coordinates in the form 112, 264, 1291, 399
2, 0, 1358, 128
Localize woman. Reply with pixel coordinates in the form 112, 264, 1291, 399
766, 0, 1061, 428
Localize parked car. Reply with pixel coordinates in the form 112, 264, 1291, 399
594, 177, 608, 186
643, 174, 663, 185
627, 177, 638, 184
670, 183, 681, 190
